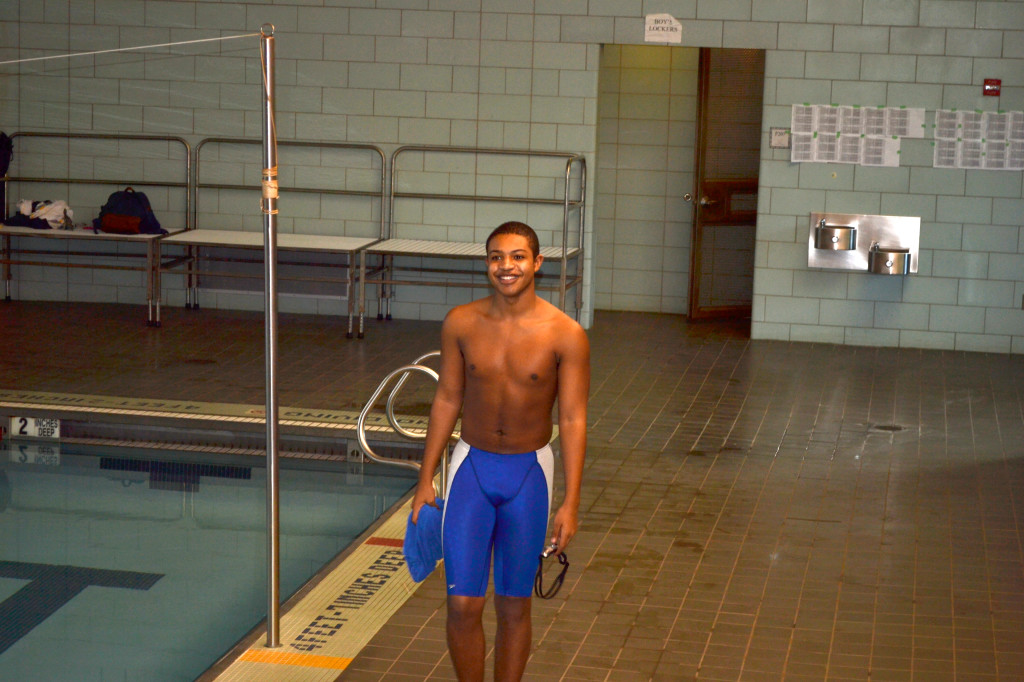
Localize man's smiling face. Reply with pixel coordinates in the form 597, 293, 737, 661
486, 233, 542, 297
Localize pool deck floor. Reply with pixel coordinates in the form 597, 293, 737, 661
2, 300, 1023, 681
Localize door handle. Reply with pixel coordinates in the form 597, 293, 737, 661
700, 196, 717, 207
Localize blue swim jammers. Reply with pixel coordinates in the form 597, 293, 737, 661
441, 439, 554, 598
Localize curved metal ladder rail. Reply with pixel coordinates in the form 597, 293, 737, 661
384, 351, 440, 438
356, 351, 449, 492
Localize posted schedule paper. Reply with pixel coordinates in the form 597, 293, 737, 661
789, 104, 921, 167
933, 109, 1024, 170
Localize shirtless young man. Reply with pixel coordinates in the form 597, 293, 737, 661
410, 221, 590, 681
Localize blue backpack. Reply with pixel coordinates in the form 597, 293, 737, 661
93, 187, 165, 235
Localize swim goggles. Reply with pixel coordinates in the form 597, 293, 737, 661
534, 545, 569, 599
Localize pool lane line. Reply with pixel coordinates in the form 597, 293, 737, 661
0, 388, 429, 433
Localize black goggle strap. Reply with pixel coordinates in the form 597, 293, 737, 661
534, 551, 569, 599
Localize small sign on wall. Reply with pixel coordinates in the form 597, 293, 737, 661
645, 14, 682, 44
9, 416, 61, 439
769, 127, 791, 149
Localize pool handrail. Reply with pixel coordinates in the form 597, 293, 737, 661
356, 351, 449, 495
385, 351, 440, 438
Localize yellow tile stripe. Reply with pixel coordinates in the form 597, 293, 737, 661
212, 499, 424, 682
238, 650, 352, 670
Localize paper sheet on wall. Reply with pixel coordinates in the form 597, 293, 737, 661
861, 136, 901, 166
790, 104, 919, 166
887, 107, 926, 138
933, 138, 957, 168
791, 132, 815, 162
933, 109, 1024, 170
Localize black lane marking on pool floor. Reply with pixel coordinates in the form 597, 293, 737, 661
0, 561, 163, 655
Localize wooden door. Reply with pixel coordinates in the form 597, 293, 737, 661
688, 48, 764, 319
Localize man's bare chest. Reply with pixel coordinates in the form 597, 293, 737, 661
461, 334, 558, 387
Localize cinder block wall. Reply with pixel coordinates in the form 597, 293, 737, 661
1, 1, 1022, 352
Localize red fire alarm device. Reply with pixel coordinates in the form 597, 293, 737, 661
983, 79, 1001, 97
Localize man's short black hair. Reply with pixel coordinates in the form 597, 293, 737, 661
486, 221, 540, 259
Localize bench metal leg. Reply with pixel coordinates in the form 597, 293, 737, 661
186, 245, 199, 310
153, 241, 163, 327
346, 249, 356, 339
146, 242, 158, 327
376, 255, 390, 320
357, 251, 366, 338
3, 235, 11, 301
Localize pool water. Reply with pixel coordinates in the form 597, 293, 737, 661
0, 440, 417, 681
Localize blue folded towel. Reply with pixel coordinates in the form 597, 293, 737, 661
403, 498, 444, 582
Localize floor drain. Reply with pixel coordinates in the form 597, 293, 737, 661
871, 424, 904, 432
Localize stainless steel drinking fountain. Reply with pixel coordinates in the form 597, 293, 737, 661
814, 219, 858, 250
868, 244, 911, 275
808, 212, 920, 274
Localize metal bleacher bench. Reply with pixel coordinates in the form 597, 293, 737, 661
1, 131, 190, 326
155, 138, 386, 337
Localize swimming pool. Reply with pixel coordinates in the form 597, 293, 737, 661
0, 440, 417, 681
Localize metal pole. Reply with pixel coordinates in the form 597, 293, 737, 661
260, 23, 281, 649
